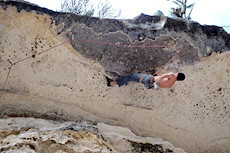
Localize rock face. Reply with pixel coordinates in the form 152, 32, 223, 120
0, 1, 230, 153
0, 117, 186, 153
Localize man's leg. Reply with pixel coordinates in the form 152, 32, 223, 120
115, 73, 144, 87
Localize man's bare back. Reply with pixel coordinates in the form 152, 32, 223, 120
154, 72, 178, 88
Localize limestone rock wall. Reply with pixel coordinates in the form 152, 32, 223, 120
0, 117, 186, 153
0, 1, 230, 153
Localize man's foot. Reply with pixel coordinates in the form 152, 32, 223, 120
106, 76, 114, 87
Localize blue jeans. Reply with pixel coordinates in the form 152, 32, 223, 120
116, 73, 155, 89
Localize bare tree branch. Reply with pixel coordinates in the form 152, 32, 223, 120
61, 0, 121, 18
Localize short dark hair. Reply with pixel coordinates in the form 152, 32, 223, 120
177, 73, 185, 81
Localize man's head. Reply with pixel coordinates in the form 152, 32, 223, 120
177, 73, 185, 81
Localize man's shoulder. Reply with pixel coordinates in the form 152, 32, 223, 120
167, 72, 177, 78
167, 72, 175, 75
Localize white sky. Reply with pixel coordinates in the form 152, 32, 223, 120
27, 0, 230, 33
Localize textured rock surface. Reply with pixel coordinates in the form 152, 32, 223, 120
0, 1, 230, 153
0, 117, 186, 153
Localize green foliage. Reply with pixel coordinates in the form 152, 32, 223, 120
61, 0, 121, 18
156, 0, 195, 20
170, 0, 195, 20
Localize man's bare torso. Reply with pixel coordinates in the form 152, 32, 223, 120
154, 73, 177, 88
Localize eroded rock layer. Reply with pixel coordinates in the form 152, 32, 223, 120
0, 117, 186, 153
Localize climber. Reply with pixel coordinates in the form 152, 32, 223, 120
106, 72, 185, 89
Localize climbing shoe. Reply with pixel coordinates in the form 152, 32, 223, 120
106, 76, 113, 87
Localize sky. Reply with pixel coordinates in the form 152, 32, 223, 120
26, 0, 230, 33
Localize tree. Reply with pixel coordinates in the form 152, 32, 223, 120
61, 0, 121, 18
96, 0, 121, 19
61, 0, 94, 16
169, 0, 195, 20
154, 0, 195, 20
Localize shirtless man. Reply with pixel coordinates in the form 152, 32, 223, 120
106, 72, 185, 89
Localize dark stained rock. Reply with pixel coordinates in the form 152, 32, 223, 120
128, 141, 173, 153
1, 1, 230, 76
